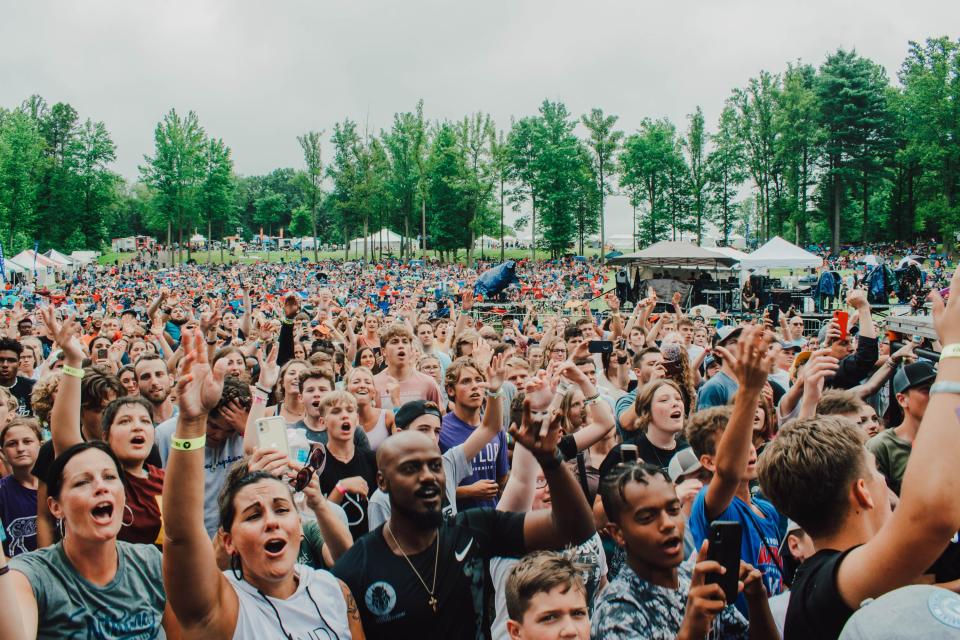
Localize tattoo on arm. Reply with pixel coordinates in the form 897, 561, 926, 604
341, 581, 361, 621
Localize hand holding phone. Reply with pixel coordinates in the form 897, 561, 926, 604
833, 310, 849, 341
256, 417, 290, 458
704, 521, 742, 605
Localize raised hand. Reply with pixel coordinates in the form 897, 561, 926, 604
681, 541, 729, 638
509, 397, 563, 463
38, 306, 85, 363
713, 325, 776, 392
283, 293, 301, 320
485, 352, 506, 392
256, 343, 280, 390
930, 268, 960, 345
176, 329, 227, 421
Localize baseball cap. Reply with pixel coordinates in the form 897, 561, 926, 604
394, 400, 442, 430
779, 338, 805, 351
668, 448, 702, 483
839, 585, 960, 639
704, 355, 719, 370
715, 325, 743, 345
893, 361, 937, 395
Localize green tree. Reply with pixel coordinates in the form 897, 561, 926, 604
619, 119, 680, 245
454, 112, 497, 262
683, 107, 708, 244
706, 104, 748, 245
530, 100, 583, 257
296, 131, 324, 260
732, 71, 781, 241
69, 118, 120, 249
816, 49, 891, 253
580, 108, 623, 260
507, 116, 543, 259
198, 138, 235, 262
253, 191, 287, 238
775, 63, 820, 243
426, 122, 469, 260
140, 109, 206, 263
0, 109, 46, 249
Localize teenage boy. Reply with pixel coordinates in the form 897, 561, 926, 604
613, 347, 664, 429
368, 353, 504, 528
504, 552, 591, 640
865, 361, 934, 495
686, 325, 784, 613
696, 326, 743, 410
592, 462, 778, 639
133, 353, 176, 423
439, 357, 509, 510
316, 390, 378, 540
374, 324, 441, 410
0, 337, 35, 416
757, 273, 960, 639
416, 321, 452, 373
292, 368, 370, 449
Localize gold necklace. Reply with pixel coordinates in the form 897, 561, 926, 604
385, 522, 440, 614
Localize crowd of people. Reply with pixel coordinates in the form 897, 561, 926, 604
0, 252, 959, 639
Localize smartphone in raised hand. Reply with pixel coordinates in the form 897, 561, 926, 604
705, 521, 742, 605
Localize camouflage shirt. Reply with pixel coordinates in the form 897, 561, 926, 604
591, 559, 749, 640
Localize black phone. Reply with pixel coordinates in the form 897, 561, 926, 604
97, 348, 108, 360
706, 521, 742, 605
588, 340, 613, 354
620, 444, 639, 464
766, 305, 780, 325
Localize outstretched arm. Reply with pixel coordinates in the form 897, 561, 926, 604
39, 308, 86, 457
162, 330, 237, 638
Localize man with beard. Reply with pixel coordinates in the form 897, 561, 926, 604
0, 338, 35, 416
333, 403, 596, 640
374, 324, 441, 411
133, 353, 176, 423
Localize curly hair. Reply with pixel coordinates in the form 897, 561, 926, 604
659, 343, 697, 414
30, 372, 62, 426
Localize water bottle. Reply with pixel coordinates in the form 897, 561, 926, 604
287, 428, 311, 467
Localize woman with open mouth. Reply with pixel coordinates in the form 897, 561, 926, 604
346, 367, 394, 451
162, 331, 364, 639
624, 379, 691, 473
0, 438, 176, 638
41, 310, 166, 546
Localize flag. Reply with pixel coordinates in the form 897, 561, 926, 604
0, 240, 5, 283
33, 241, 39, 278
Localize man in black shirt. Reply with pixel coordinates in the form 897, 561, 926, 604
758, 279, 960, 640
0, 337, 35, 416
333, 403, 596, 640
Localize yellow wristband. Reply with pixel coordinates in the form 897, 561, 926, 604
940, 344, 960, 359
62, 365, 85, 379
171, 435, 206, 451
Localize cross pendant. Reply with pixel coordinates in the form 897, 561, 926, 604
429, 595, 438, 614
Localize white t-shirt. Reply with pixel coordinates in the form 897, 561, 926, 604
226, 564, 351, 639
367, 443, 473, 529
489, 532, 608, 640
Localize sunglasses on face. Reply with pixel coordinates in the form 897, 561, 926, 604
291, 445, 327, 492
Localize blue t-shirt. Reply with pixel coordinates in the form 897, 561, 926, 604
0, 474, 38, 557
689, 487, 784, 617
696, 371, 739, 410
438, 411, 508, 511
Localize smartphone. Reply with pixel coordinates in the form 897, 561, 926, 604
256, 417, 290, 457
706, 521, 742, 605
588, 340, 613, 354
766, 304, 780, 325
834, 310, 849, 341
97, 348, 108, 360
620, 444, 640, 464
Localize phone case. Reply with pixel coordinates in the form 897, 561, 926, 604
256, 417, 290, 457
706, 521, 742, 605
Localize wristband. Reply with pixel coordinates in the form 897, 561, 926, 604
931, 382, 960, 395
171, 435, 206, 451
0, 565, 8, 577
252, 395, 266, 405
940, 344, 960, 359
335, 482, 347, 496
485, 388, 503, 398
583, 392, 601, 406
62, 365, 85, 379
539, 451, 563, 471
280, 317, 294, 325
254, 384, 273, 396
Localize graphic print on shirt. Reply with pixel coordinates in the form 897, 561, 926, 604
365, 580, 400, 621
69, 604, 162, 640
4, 515, 36, 556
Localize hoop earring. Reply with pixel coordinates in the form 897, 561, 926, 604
230, 554, 244, 581
121, 505, 135, 528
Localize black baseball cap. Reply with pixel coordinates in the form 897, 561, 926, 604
893, 361, 936, 395
394, 400, 442, 430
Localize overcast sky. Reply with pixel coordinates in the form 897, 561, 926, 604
2, 1, 957, 240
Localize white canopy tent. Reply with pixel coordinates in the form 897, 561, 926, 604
474, 235, 502, 249
348, 228, 411, 253
44, 249, 78, 273
2, 259, 25, 281
70, 251, 100, 265
739, 236, 823, 271
9, 251, 58, 285
710, 246, 751, 263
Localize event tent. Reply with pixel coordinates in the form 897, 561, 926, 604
348, 228, 411, 253
44, 249, 78, 273
710, 246, 751, 263
2, 259, 25, 281
474, 235, 502, 249
608, 241, 737, 269
739, 236, 823, 271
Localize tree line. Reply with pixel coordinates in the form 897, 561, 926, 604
0, 36, 957, 262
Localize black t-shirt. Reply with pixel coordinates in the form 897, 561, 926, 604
8, 376, 35, 416
32, 439, 163, 484
318, 447, 378, 539
784, 547, 856, 640
333, 508, 526, 640
599, 435, 691, 479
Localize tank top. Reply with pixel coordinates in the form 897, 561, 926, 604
226, 564, 351, 639
363, 409, 390, 451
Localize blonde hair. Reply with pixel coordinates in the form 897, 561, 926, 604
505, 551, 586, 623
317, 390, 358, 417
0, 387, 17, 414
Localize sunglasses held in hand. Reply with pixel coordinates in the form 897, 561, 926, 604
291, 445, 327, 492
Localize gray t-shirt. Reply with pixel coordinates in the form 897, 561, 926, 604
10, 541, 167, 639
156, 416, 246, 537
367, 443, 472, 529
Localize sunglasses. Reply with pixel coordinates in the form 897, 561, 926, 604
291, 445, 327, 492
